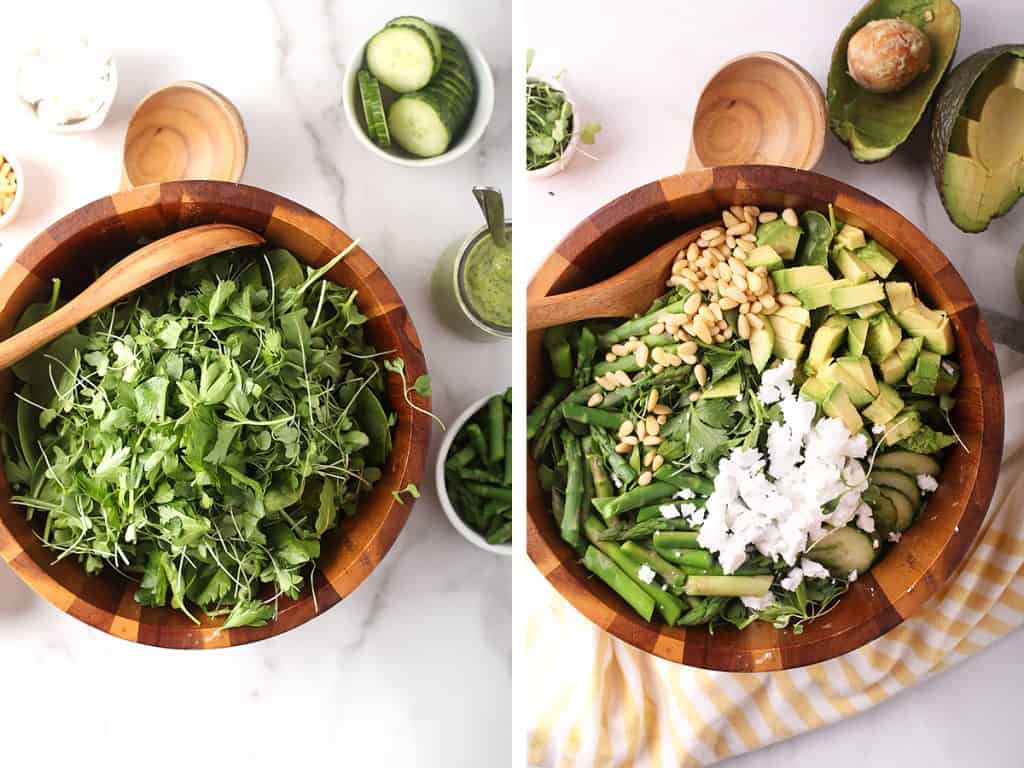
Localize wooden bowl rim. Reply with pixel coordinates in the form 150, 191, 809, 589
693, 51, 827, 171
0, 180, 431, 648
527, 165, 1004, 670
122, 80, 249, 187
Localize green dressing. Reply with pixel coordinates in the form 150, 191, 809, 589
461, 225, 512, 329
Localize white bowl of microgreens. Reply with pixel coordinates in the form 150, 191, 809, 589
526, 63, 600, 178
437, 390, 512, 555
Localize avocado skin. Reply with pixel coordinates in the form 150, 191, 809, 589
930, 44, 1024, 232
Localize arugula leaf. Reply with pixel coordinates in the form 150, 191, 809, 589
898, 425, 958, 454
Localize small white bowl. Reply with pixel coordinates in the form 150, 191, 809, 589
527, 74, 581, 179
342, 21, 495, 167
0, 151, 25, 231
436, 393, 512, 556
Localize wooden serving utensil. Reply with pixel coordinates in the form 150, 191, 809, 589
0, 223, 264, 370
526, 224, 709, 332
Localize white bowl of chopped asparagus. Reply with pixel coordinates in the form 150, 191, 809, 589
437, 391, 513, 555
342, 17, 495, 167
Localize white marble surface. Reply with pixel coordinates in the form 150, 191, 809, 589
0, 2, 514, 767
526, 1, 1024, 766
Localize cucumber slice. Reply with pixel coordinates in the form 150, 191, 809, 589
874, 450, 941, 477
365, 26, 437, 93
869, 491, 899, 539
878, 487, 915, 531
386, 16, 442, 74
356, 70, 390, 148
807, 526, 876, 578
870, 469, 922, 509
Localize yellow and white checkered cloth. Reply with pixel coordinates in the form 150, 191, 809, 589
527, 349, 1024, 767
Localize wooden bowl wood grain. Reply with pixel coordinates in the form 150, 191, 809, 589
0, 180, 431, 648
527, 165, 1003, 671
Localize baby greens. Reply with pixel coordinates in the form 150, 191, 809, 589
2, 245, 396, 629
526, 50, 601, 171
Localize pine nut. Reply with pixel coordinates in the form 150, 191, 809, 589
636, 420, 647, 440
751, 300, 763, 314
646, 415, 660, 436
748, 313, 764, 331
614, 370, 632, 387
666, 353, 683, 367
652, 454, 665, 471
643, 450, 655, 468
719, 297, 738, 310
642, 436, 662, 447
697, 324, 714, 345
697, 238, 710, 249
760, 294, 777, 311
587, 392, 604, 407
758, 211, 778, 223
722, 210, 741, 228
689, 391, 701, 402
635, 343, 650, 367
741, 233, 758, 242
679, 341, 698, 356
782, 208, 799, 227
744, 205, 760, 218
649, 321, 665, 335
694, 363, 708, 387
622, 435, 639, 446
739, 302, 750, 314
725, 235, 736, 250
668, 276, 688, 288
672, 260, 687, 276
723, 328, 733, 339
710, 303, 724, 323
687, 242, 700, 261
638, 470, 653, 486
737, 239, 756, 253
729, 205, 745, 219
733, 273, 748, 292
657, 414, 667, 425
652, 363, 664, 374
618, 420, 634, 438
645, 390, 659, 413
761, 301, 779, 315
700, 228, 722, 241
747, 272, 763, 294
698, 305, 716, 326
624, 339, 639, 352
674, 328, 689, 342
683, 292, 702, 315
718, 263, 733, 282
652, 404, 672, 415
681, 354, 698, 365
651, 346, 667, 365
726, 222, 751, 236
615, 442, 632, 454
604, 352, 615, 362
711, 235, 729, 249
777, 293, 800, 306
726, 286, 747, 304
738, 314, 751, 339
729, 257, 747, 274
682, 278, 697, 292
611, 343, 628, 356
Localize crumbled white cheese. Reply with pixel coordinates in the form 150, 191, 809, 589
801, 559, 831, 580
612, 474, 623, 489
637, 564, 656, 584
848, 570, 859, 583
699, 362, 870, 574
675, 488, 696, 500
888, 531, 902, 543
780, 566, 804, 591
942, 361, 954, 375
17, 37, 114, 128
916, 474, 938, 493
659, 504, 681, 519
872, 424, 886, 435
741, 593, 777, 610
855, 503, 875, 533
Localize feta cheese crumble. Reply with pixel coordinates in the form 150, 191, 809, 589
741, 593, 777, 610
637, 564, 656, 584
659, 504, 681, 519
872, 424, 886, 435
848, 570, 859, 583
916, 474, 938, 493
698, 363, 870, 574
675, 488, 696, 500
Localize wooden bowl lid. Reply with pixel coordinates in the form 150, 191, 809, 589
122, 81, 248, 189
688, 52, 826, 171
527, 165, 1003, 670
0, 181, 431, 648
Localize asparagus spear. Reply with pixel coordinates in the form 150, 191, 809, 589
487, 394, 506, 464
652, 531, 701, 549
544, 326, 573, 378
560, 431, 584, 547
445, 443, 477, 469
655, 547, 715, 570
583, 437, 614, 498
684, 575, 773, 597
598, 366, 691, 409
620, 541, 687, 591
653, 466, 715, 495
589, 427, 637, 485
562, 404, 627, 430
464, 423, 488, 467
597, 517, 693, 541
582, 545, 656, 622
598, 298, 690, 348
463, 482, 512, 503
527, 379, 571, 439
575, 326, 597, 387
591, 481, 677, 519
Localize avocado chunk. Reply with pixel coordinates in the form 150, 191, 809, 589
745, 245, 785, 271
918, 315, 955, 354
796, 278, 850, 310
880, 337, 924, 383
835, 224, 868, 250
931, 45, 1024, 232
807, 315, 849, 373
769, 314, 806, 343
885, 281, 916, 314
865, 311, 903, 363
908, 349, 941, 394
823, 383, 864, 436
772, 337, 805, 361
837, 355, 880, 396
883, 409, 922, 446
772, 265, 833, 294
854, 301, 885, 319
831, 280, 885, 311
894, 299, 944, 331
863, 382, 905, 425
820, 362, 874, 407
701, 372, 742, 400
749, 321, 775, 373
847, 317, 869, 356
799, 375, 835, 405
829, 0, 961, 163
858, 240, 899, 277
774, 305, 811, 327
832, 247, 874, 284
756, 219, 802, 260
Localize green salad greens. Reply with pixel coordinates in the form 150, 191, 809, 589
526, 49, 601, 171
2, 244, 399, 630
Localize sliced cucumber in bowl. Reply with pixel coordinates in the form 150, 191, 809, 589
357, 70, 390, 148
365, 25, 437, 93
386, 16, 443, 74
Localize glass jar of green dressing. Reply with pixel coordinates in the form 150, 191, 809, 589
432, 220, 512, 340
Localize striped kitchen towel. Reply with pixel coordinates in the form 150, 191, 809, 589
527, 347, 1024, 768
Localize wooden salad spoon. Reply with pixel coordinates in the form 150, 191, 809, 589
0, 223, 264, 370
526, 224, 710, 332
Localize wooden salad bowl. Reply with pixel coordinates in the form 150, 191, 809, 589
0, 181, 431, 649
527, 165, 1004, 671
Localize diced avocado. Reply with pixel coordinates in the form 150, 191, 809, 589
883, 409, 922, 446
858, 241, 899, 278
769, 314, 806, 343
865, 312, 903, 363
772, 337, 805, 361
936, 358, 960, 395
774, 305, 811, 327
800, 376, 835, 406
908, 350, 941, 395
821, 363, 873, 408
847, 318, 869, 357
831, 280, 885, 311
897, 299, 945, 329
836, 355, 879, 396
822, 382, 863, 434
745, 245, 784, 271
835, 224, 867, 251
879, 337, 924, 384
878, 487, 915, 531
854, 301, 885, 319
918, 316, 956, 355
885, 282, 916, 314
932, 46, 1024, 232
862, 383, 904, 425
871, 469, 922, 508
772, 265, 833, 294
796, 278, 850, 310
875, 450, 942, 476
756, 219, 802, 260
701, 372, 742, 399
807, 315, 849, 373
806, 526, 875, 579
832, 247, 874, 284
749, 321, 774, 372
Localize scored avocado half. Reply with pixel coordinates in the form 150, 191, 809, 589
828, 0, 961, 163
931, 45, 1024, 232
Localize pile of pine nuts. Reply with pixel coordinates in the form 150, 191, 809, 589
615, 387, 675, 486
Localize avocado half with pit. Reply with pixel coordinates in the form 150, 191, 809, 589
931, 45, 1024, 232
828, 0, 961, 163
